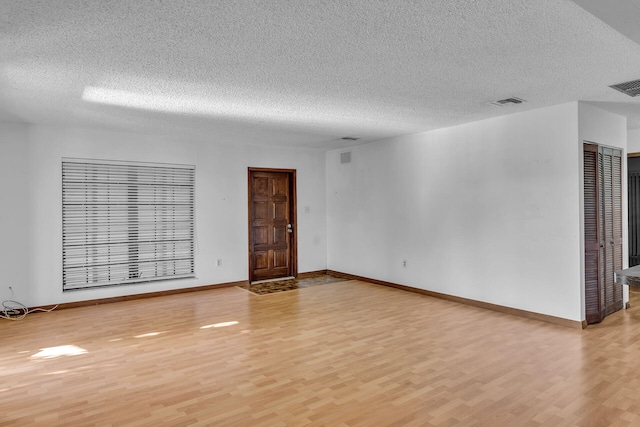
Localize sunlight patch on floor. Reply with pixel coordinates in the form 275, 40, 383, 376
134, 331, 166, 338
201, 321, 239, 329
31, 345, 88, 359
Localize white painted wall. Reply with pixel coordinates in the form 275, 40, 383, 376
5, 124, 326, 306
629, 128, 640, 154
0, 122, 31, 305
577, 102, 629, 315
2, 101, 628, 320
327, 103, 584, 321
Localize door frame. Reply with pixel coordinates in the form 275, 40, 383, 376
247, 167, 298, 283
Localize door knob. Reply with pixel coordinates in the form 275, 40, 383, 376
287, 224, 293, 233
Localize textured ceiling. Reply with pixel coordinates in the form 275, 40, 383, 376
2, 0, 640, 149
571, 0, 640, 129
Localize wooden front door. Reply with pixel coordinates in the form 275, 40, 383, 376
584, 143, 623, 324
248, 168, 297, 283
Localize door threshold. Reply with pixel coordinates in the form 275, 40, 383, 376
251, 276, 295, 285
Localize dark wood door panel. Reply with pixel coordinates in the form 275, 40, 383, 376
254, 251, 269, 270
253, 177, 269, 196
274, 202, 287, 220
253, 226, 268, 245
272, 176, 288, 196
274, 249, 289, 268
252, 201, 269, 220
273, 225, 287, 244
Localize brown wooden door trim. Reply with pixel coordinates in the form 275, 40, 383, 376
247, 168, 298, 283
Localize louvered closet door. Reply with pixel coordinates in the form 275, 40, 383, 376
584, 143, 623, 324
602, 147, 624, 316
584, 144, 602, 324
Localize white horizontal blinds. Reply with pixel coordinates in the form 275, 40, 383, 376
62, 160, 195, 290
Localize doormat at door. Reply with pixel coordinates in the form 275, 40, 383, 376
239, 273, 349, 295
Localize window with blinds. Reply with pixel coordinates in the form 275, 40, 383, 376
62, 159, 195, 291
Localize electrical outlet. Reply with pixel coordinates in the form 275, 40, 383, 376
217, 259, 222, 267
403, 259, 407, 268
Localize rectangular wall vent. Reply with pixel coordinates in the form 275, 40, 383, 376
610, 79, 640, 97
488, 97, 526, 107
340, 151, 351, 164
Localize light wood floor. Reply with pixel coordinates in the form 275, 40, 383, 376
2, 280, 640, 426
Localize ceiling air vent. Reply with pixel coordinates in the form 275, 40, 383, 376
609, 79, 640, 97
488, 97, 526, 107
